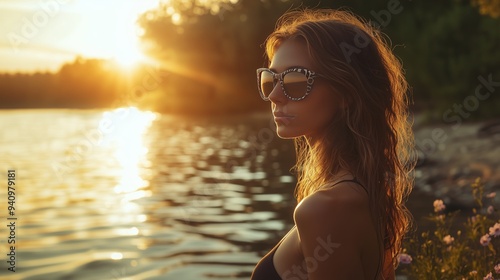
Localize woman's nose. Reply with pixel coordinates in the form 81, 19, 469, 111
268, 83, 287, 103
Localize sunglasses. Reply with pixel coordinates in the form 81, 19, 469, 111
256, 67, 325, 101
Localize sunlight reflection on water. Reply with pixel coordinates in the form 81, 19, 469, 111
104, 107, 157, 194
0, 108, 297, 280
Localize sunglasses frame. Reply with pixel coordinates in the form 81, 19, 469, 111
256, 67, 324, 101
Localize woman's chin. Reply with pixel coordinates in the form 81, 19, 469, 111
276, 126, 299, 139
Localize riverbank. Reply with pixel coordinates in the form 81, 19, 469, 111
412, 116, 500, 208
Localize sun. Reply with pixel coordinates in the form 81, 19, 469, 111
112, 31, 148, 69
65, 0, 159, 69
108, 3, 153, 69
114, 49, 144, 69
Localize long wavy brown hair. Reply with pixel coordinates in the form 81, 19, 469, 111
264, 9, 416, 278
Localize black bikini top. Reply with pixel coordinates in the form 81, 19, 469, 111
251, 241, 282, 280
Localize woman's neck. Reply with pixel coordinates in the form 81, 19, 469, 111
302, 136, 350, 181
327, 169, 354, 183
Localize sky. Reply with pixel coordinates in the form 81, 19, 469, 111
0, 0, 160, 73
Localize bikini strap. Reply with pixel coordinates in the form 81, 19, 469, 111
327, 177, 369, 195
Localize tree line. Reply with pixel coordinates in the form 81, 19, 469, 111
1, 0, 499, 119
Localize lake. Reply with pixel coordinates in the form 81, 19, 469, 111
0, 108, 497, 280
0, 108, 299, 280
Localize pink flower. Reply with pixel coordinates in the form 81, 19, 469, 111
484, 272, 493, 280
486, 192, 497, 198
494, 263, 500, 274
480, 234, 491, 246
398, 253, 412, 264
443, 235, 454, 245
489, 222, 500, 237
433, 199, 446, 213
487, 205, 495, 214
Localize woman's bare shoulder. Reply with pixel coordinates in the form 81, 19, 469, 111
292, 181, 373, 252
292, 182, 374, 278
293, 181, 370, 225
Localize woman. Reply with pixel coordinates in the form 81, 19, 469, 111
251, 9, 416, 280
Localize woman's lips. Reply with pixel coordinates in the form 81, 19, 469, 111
273, 111, 294, 117
273, 112, 294, 125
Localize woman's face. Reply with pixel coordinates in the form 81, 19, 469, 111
268, 38, 339, 141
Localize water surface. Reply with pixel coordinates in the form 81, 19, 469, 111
0, 108, 297, 280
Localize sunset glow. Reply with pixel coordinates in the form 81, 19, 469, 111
0, 0, 160, 72
69, 0, 158, 68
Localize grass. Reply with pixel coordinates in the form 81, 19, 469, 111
398, 178, 499, 279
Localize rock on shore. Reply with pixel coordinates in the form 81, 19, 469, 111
413, 118, 500, 210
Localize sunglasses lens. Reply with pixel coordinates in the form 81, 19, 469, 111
283, 72, 308, 99
260, 71, 275, 98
